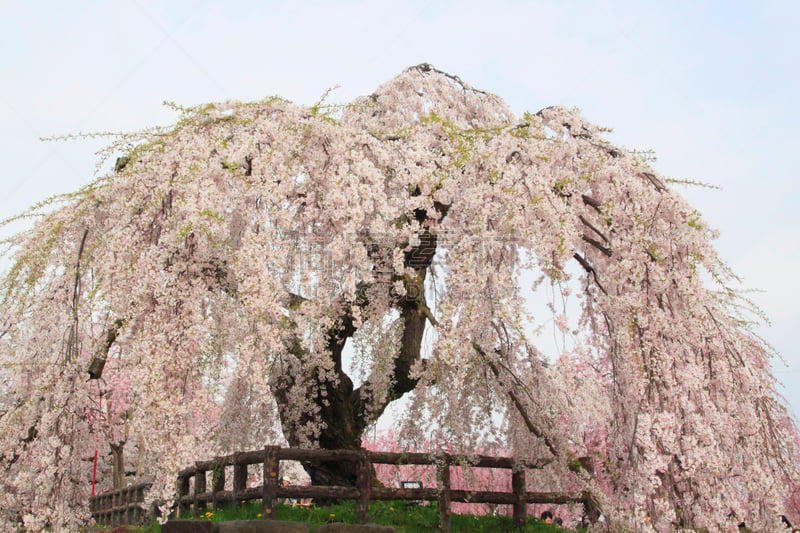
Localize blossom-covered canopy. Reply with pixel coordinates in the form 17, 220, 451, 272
1, 64, 797, 532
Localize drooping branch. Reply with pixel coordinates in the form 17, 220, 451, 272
2, 425, 38, 470
64, 229, 89, 363
71, 230, 89, 320
573, 252, 608, 295
472, 342, 559, 457
581, 234, 613, 257
1, 65, 793, 532
581, 194, 602, 212
578, 214, 611, 246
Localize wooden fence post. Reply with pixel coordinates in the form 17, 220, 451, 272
133, 484, 143, 524
121, 488, 127, 525
129, 486, 137, 524
124, 486, 132, 525
233, 452, 247, 511
194, 465, 207, 518
356, 449, 370, 524
262, 445, 279, 519
106, 492, 112, 525
438, 456, 451, 532
212, 460, 226, 510
112, 488, 120, 526
177, 474, 190, 517
97, 493, 104, 524
512, 468, 527, 529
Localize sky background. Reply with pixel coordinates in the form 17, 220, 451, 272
1, 1, 799, 416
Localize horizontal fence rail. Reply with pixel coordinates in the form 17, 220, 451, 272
91, 446, 598, 530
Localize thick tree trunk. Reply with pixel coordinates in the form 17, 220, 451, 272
110, 441, 126, 489
302, 392, 363, 487
275, 285, 430, 488
272, 207, 444, 489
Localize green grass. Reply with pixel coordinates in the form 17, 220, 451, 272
93, 500, 582, 533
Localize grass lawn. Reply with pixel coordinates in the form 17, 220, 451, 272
88, 500, 583, 532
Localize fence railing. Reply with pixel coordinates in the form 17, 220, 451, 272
91, 445, 598, 530
89, 480, 154, 526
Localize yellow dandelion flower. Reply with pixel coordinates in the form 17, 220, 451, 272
330, 513, 335, 517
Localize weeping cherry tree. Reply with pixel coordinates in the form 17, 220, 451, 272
1, 64, 798, 532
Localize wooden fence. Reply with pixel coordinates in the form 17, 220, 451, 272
91, 446, 598, 530
89, 480, 154, 526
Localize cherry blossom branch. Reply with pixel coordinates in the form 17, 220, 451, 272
581, 234, 613, 257
63, 229, 89, 364
573, 252, 608, 295
638, 171, 666, 192
471, 341, 559, 457
3, 426, 38, 469
410, 63, 489, 96
581, 194, 602, 212
704, 305, 746, 367
578, 214, 611, 246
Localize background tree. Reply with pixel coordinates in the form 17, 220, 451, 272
1, 64, 798, 532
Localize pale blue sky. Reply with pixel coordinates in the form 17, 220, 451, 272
2, 0, 799, 415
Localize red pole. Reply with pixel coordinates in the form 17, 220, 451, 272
92, 449, 98, 496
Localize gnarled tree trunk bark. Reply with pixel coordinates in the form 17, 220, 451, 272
272, 207, 444, 488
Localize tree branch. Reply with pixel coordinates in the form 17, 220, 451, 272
581, 194, 602, 213
350, 271, 430, 429
351, 204, 446, 428
638, 171, 666, 192
64, 229, 89, 363
410, 63, 489, 96
578, 214, 610, 245
472, 342, 559, 457
581, 234, 613, 257
573, 253, 608, 295
87, 318, 125, 380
